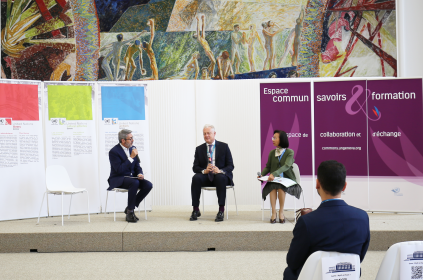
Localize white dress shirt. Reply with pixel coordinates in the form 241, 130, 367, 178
120, 143, 134, 163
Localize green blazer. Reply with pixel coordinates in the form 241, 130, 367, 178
261, 148, 297, 182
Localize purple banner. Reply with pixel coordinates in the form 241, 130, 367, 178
314, 81, 368, 176
367, 78, 423, 180
260, 82, 312, 175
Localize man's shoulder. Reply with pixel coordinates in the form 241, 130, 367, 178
196, 142, 207, 150
304, 202, 368, 222
110, 144, 122, 153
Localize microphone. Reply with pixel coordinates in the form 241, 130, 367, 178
207, 152, 212, 164
132, 146, 141, 163
257, 172, 262, 177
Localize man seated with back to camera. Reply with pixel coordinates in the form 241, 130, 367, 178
108, 129, 153, 223
190, 124, 234, 222
284, 160, 370, 280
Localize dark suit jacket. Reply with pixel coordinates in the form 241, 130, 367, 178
108, 144, 143, 190
192, 140, 234, 185
285, 199, 370, 280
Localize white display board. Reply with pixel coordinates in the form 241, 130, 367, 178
97, 83, 152, 212
43, 82, 100, 214
400, 244, 423, 280
0, 80, 46, 220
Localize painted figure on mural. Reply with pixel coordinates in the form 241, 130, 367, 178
124, 40, 146, 81
321, 12, 354, 64
231, 24, 244, 74
243, 24, 264, 73
101, 32, 144, 81
292, 7, 305, 67
216, 51, 234, 80
201, 67, 211, 80
193, 15, 216, 78
262, 21, 284, 70
168, 52, 201, 80
141, 19, 159, 80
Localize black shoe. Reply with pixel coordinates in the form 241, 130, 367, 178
215, 211, 224, 222
126, 212, 138, 223
189, 210, 201, 221
124, 207, 139, 220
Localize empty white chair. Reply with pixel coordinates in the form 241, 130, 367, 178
104, 188, 147, 221
201, 185, 238, 220
375, 241, 423, 280
262, 162, 304, 223
37, 165, 90, 226
298, 251, 360, 280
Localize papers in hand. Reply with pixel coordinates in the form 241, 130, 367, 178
124, 176, 139, 179
258, 176, 297, 187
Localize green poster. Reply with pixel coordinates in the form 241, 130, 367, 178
48, 85, 93, 120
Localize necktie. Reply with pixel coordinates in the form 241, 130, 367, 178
208, 144, 214, 181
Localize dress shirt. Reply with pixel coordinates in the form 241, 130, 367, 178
120, 143, 134, 163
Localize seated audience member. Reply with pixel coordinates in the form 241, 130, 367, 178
284, 160, 370, 280
190, 124, 234, 222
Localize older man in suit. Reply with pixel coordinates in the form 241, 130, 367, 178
108, 129, 152, 223
190, 124, 234, 222
284, 160, 370, 280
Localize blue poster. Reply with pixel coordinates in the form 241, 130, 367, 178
101, 86, 145, 120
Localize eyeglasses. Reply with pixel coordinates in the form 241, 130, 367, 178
125, 137, 133, 141
272, 137, 276, 141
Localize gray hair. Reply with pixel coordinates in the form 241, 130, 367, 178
118, 129, 132, 143
203, 124, 215, 131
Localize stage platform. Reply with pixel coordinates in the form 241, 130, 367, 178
1, 206, 423, 253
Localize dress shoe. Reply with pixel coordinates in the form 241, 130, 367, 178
279, 218, 286, 224
270, 213, 277, 224
190, 210, 201, 221
126, 212, 138, 223
215, 211, 224, 222
124, 207, 139, 220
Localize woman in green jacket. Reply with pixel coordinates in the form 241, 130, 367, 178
259, 130, 297, 224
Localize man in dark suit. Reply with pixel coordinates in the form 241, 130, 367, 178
108, 129, 152, 223
190, 124, 234, 222
284, 160, 370, 280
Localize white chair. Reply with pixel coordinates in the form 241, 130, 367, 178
298, 251, 360, 280
375, 241, 423, 280
201, 185, 238, 220
37, 165, 90, 226
262, 162, 304, 223
104, 188, 147, 221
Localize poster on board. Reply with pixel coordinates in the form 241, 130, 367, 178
44, 82, 100, 214
314, 80, 368, 210
367, 78, 423, 212
0, 81, 46, 220
260, 82, 312, 209
98, 84, 152, 212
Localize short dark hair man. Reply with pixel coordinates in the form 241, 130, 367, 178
108, 129, 153, 223
284, 160, 370, 280
190, 124, 234, 222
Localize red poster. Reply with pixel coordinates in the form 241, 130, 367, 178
0, 84, 39, 120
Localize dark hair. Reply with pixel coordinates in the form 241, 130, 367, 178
234, 24, 239, 28
274, 130, 289, 148
117, 34, 123, 41
222, 51, 229, 59
317, 160, 346, 196
142, 41, 148, 49
268, 72, 277, 78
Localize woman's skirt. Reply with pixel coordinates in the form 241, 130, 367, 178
262, 181, 302, 200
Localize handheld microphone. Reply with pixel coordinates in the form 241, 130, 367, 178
257, 172, 262, 177
132, 146, 141, 163
207, 152, 212, 164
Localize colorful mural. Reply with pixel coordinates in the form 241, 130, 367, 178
1, 0, 397, 81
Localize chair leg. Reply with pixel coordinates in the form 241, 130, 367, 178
114, 190, 116, 222
202, 188, 204, 214
226, 196, 228, 220
104, 191, 109, 216
68, 194, 72, 219
294, 194, 297, 224
87, 191, 90, 223
61, 192, 64, 226
46, 193, 50, 217
262, 199, 264, 221
232, 187, 238, 215
144, 199, 147, 220
37, 192, 47, 224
